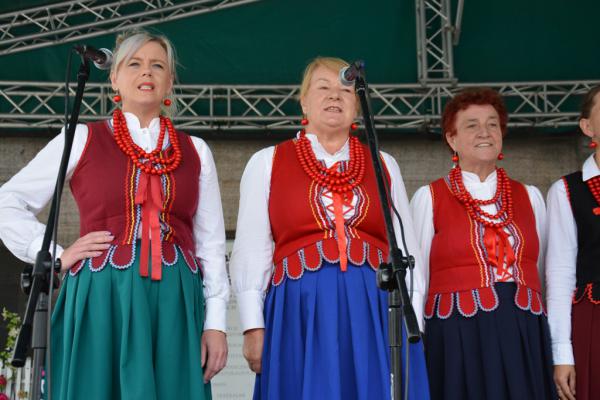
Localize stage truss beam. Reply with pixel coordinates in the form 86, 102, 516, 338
0, 0, 261, 56
415, 0, 459, 83
0, 80, 597, 132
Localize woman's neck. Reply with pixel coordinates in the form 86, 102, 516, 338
122, 105, 160, 128
306, 124, 349, 155
459, 161, 496, 182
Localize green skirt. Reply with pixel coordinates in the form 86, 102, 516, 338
48, 243, 211, 400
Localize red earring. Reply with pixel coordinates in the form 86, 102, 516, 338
497, 152, 504, 160
163, 98, 172, 106
350, 122, 358, 131
590, 141, 598, 149
113, 94, 121, 103
451, 152, 459, 163
301, 118, 309, 126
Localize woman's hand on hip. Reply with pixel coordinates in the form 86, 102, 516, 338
554, 364, 576, 400
59, 231, 113, 271
201, 329, 228, 383
243, 328, 264, 374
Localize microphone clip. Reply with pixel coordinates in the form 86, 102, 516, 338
73, 45, 113, 70
339, 60, 365, 87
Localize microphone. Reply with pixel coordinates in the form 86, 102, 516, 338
74, 45, 113, 70
339, 60, 365, 86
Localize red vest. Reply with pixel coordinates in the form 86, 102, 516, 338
424, 176, 545, 319
268, 138, 389, 286
68, 120, 202, 276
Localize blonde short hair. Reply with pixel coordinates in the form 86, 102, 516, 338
111, 30, 178, 117
299, 57, 350, 101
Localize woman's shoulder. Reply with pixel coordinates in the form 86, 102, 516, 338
247, 146, 276, 168
187, 134, 208, 149
378, 150, 397, 164
546, 177, 569, 202
411, 185, 432, 204
524, 184, 545, 208
52, 123, 90, 147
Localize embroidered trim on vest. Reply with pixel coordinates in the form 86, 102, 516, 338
124, 155, 179, 247
270, 237, 384, 286
425, 288, 498, 319
160, 171, 176, 242
123, 160, 138, 244
510, 222, 526, 285
308, 161, 371, 240
437, 292, 454, 319
471, 209, 491, 287
562, 176, 572, 209
69, 242, 202, 277
349, 185, 369, 239
573, 283, 600, 305
424, 284, 544, 320
310, 181, 331, 238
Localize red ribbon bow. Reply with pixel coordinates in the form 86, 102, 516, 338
135, 172, 164, 280
483, 226, 516, 282
323, 168, 355, 272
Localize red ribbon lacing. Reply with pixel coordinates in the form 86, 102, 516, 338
135, 172, 164, 280
483, 226, 516, 282
323, 181, 355, 272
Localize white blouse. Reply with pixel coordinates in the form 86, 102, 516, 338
410, 170, 547, 329
546, 154, 600, 365
0, 113, 229, 332
229, 132, 426, 333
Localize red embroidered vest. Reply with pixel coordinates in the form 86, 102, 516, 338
268, 138, 389, 286
68, 120, 202, 277
424, 176, 544, 319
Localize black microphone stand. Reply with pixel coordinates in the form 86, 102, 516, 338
11, 53, 91, 400
351, 61, 422, 400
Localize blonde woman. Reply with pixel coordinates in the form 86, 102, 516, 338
0, 31, 228, 399
230, 57, 429, 400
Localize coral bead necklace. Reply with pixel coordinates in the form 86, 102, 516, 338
112, 108, 182, 175
294, 129, 366, 273
294, 129, 365, 193
448, 166, 514, 227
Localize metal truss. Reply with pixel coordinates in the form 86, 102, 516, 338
415, 0, 463, 83
0, 0, 261, 56
0, 80, 598, 132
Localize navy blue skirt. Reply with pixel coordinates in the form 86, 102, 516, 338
254, 261, 430, 400
425, 283, 556, 400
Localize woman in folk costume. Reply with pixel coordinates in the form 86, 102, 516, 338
229, 57, 430, 400
410, 88, 556, 400
0, 30, 229, 399
546, 85, 600, 400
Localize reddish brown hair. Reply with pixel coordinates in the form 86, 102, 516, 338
442, 88, 508, 147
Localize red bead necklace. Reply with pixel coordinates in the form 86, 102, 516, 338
586, 176, 600, 215
448, 166, 514, 228
112, 109, 182, 175
294, 130, 365, 193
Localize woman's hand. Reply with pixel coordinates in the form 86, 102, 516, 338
554, 364, 576, 400
243, 328, 264, 374
59, 231, 113, 271
201, 330, 228, 383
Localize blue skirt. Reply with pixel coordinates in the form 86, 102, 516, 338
254, 261, 430, 400
425, 283, 556, 400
